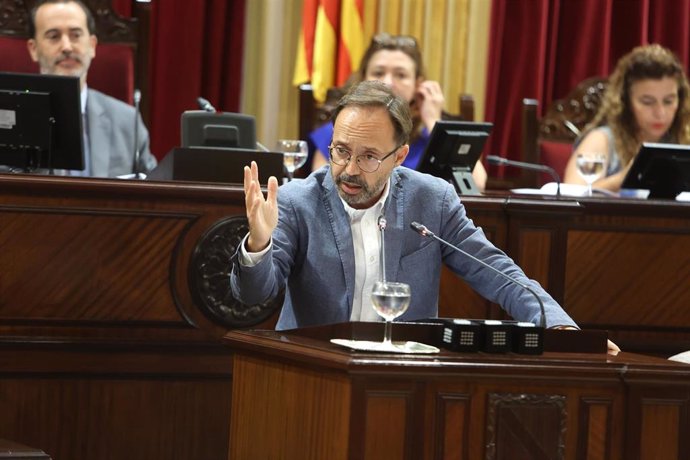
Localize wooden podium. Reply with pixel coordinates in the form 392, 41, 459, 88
226, 322, 690, 460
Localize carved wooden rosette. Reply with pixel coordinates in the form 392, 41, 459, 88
189, 216, 282, 328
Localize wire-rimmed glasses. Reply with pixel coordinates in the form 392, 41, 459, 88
328, 144, 399, 173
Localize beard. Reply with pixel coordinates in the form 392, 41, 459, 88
39, 52, 90, 80
333, 171, 388, 208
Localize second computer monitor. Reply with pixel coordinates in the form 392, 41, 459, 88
416, 120, 493, 195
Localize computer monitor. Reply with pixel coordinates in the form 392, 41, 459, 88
181, 110, 256, 150
416, 121, 493, 194
622, 142, 690, 199
0, 71, 84, 171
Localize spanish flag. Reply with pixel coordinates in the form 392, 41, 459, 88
293, 0, 365, 102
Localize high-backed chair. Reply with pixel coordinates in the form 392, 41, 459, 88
520, 77, 608, 186
0, 0, 150, 120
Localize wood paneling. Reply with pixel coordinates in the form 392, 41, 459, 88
0, 175, 275, 460
226, 323, 690, 459
229, 355, 351, 460
440, 196, 690, 355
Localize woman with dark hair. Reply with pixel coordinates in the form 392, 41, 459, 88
564, 44, 690, 191
310, 33, 487, 190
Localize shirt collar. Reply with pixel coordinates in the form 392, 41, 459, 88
80, 85, 88, 114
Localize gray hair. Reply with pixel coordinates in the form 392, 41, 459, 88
331, 80, 412, 147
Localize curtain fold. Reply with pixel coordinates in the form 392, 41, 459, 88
486, 0, 690, 176
146, 0, 245, 157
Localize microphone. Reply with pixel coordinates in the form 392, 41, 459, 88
197, 97, 217, 113
378, 214, 387, 282
132, 89, 142, 178
409, 221, 546, 328
486, 155, 561, 197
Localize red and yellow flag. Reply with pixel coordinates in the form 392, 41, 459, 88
293, 0, 365, 102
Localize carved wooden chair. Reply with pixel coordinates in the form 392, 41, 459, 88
0, 0, 150, 120
520, 77, 608, 186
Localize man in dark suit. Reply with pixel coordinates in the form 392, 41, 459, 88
27, 0, 156, 177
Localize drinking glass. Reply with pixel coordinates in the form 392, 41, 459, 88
276, 139, 308, 181
575, 152, 607, 196
371, 281, 411, 347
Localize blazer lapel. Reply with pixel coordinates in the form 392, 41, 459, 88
322, 172, 356, 316
384, 169, 404, 283
86, 90, 111, 177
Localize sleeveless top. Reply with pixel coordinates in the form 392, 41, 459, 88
574, 126, 621, 176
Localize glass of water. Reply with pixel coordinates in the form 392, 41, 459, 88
276, 139, 308, 181
371, 281, 411, 347
575, 152, 607, 196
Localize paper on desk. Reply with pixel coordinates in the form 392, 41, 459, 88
511, 182, 618, 197
668, 350, 690, 364
512, 183, 690, 200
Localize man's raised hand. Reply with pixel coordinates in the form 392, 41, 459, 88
243, 161, 279, 252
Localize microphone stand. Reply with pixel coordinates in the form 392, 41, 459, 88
410, 221, 546, 328
132, 89, 142, 179
486, 155, 561, 198
378, 215, 387, 282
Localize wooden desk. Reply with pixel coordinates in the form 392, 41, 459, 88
226, 322, 690, 460
1, 173, 688, 459
0, 174, 262, 460
443, 195, 690, 355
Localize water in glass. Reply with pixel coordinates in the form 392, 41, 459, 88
276, 139, 308, 181
575, 152, 606, 196
371, 281, 411, 346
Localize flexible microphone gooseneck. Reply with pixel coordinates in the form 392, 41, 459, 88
410, 221, 546, 328
197, 97, 217, 113
132, 89, 142, 178
377, 215, 387, 282
486, 155, 561, 198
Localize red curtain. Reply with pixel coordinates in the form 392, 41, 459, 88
112, 0, 131, 15
485, 0, 690, 176
144, 0, 246, 157
110, 0, 246, 158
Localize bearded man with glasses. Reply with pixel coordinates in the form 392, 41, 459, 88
231, 80, 581, 336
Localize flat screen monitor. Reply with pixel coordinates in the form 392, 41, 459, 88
181, 110, 256, 150
416, 120, 493, 194
621, 142, 690, 199
0, 71, 84, 171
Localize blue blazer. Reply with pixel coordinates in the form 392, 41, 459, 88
230, 166, 576, 330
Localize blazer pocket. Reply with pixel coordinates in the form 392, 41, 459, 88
399, 241, 439, 268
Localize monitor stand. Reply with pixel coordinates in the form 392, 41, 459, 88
450, 166, 480, 195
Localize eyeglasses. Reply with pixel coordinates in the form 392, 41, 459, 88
328, 144, 400, 173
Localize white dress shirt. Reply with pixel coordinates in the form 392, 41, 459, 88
240, 178, 391, 322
